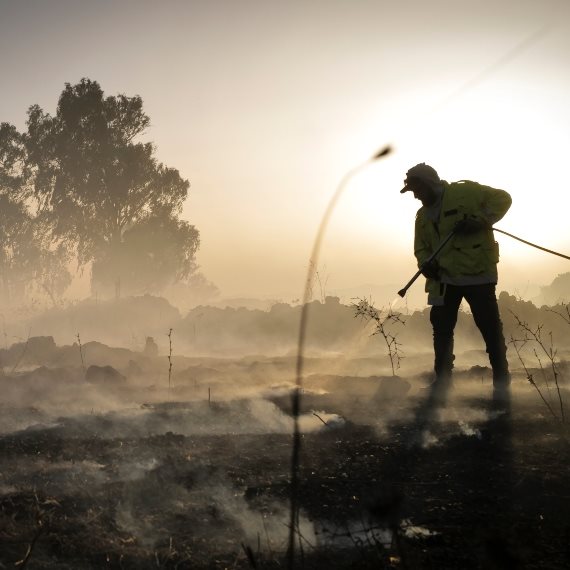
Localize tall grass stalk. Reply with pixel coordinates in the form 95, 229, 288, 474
287, 146, 392, 570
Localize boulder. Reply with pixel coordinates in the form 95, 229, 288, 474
85, 365, 126, 384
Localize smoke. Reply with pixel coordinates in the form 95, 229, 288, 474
113, 456, 316, 552
438, 404, 489, 425
0, 484, 18, 496
0, 327, 535, 566
415, 404, 487, 448
457, 420, 482, 438
0, 404, 55, 434
0, 393, 346, 442
115, 502, 159, 548
420, 430, 440, 449
207, 485, 316, 551
116, 457, 160, 482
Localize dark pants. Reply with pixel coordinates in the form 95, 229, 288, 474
430, 283, 510, 388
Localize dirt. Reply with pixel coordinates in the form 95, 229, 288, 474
0, 370, 569, 569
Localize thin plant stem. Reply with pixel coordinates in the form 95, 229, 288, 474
77, 333, 86, 373
509, 332, 559, 421
167, 328, 173, 393
510, 311, 565, 423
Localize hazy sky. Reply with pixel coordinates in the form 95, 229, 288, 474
1, 0, 570, 304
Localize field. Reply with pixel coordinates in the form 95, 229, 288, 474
0, 345, 569, 569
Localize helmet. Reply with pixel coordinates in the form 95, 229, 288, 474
400, 163, 440, 193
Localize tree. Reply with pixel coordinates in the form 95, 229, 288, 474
0, 122, 27, 195
26, 78, 198, 298
0, 123, 71, 306
91, 212, 200, 296
0, 190, 35, 303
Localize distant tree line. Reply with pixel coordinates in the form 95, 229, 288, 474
0, 78, 210, 306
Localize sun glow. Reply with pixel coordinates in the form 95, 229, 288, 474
332, 79, 570, 270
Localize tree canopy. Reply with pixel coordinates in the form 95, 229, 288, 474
25, 78, 200, 298
0, 79, 205, 306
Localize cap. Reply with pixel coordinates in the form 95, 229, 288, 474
400, 163, 440, 193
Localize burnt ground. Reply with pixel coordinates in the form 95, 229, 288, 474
0, 374, 569, 569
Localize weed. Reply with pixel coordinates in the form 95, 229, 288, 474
509, 310, 566, 422
353, 298, 406, 376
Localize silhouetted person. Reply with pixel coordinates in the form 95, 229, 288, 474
401, 163, 512, 405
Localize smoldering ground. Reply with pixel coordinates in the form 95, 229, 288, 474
0, 314, 569, 568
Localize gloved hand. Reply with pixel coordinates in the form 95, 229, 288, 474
421, 259, 440, 280
454, 217, 488, 234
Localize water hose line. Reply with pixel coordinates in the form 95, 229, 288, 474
493, 227, 570, 261
397, 227, 569, 298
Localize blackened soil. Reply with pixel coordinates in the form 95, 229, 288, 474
0, 393, 569, 569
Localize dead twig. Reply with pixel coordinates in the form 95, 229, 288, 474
508, 334, 558, 421
510, 311, 565, 422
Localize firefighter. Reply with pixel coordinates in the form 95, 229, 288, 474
401, 163, 512, 404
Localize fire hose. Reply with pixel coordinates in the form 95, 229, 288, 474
397, 227, 570, 298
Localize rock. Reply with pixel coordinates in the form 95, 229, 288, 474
85, 365, 126, 384
2, 336, 58, 367
16, 366, 79, 385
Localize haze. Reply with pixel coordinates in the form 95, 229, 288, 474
1, 0, 569, 305
2, 4, 570, 566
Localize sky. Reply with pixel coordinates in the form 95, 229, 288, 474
1, 0, 570, 306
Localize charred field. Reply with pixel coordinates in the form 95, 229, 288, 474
0, 339, 569, 570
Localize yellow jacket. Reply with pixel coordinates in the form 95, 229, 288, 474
414, 180, 512, 302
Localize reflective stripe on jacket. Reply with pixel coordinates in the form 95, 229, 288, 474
414, 180, 512, 302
